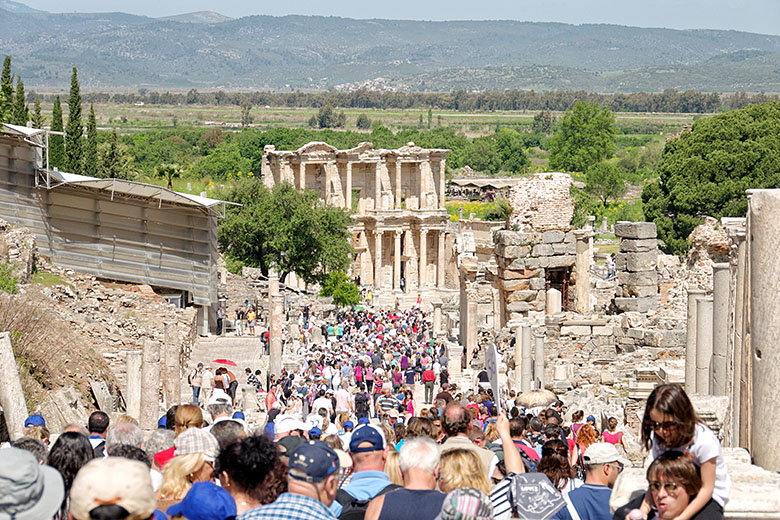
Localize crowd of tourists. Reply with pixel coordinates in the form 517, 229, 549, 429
1, 306, 730, 520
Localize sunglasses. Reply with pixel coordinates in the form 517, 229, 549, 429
649, 481, 680, 494
605, 462, 624, 473
651, 421, 678, 431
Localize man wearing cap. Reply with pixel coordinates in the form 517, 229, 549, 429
552, 442, 629, 520
241, 440, 340, 520
275, 414, 312, 441
330, 425, 397, 518
168, 481, 236, 520
0, 447, 64, 520
189, 363, 204, 405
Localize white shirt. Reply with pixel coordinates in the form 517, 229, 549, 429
201, 370, 214, 389
312, 396, 333, 413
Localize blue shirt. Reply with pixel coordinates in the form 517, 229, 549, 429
552, 484, 613, 520
239, 493, 336, 520
329, 470, 392, 517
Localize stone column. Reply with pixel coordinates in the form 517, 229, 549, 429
513, 327, 523, 390
685, 288, 705, 393
374, 230, 383, 289
731, 230, 747, 447
125, 351, 142, 420
521, 325, 533, 392
393, 230, 402, 291
395, 161, 402, 210
139, 339, 161, 430
747, 190, 780, 470
269, 272, 283, 377
695, 296, 714, 395
375, 161, 381, 210
546, 288, 562, 315
439, 159, 446, 210
419, 229, 428, 287
345, 162, 352, 211
466, 301, 478, 366
432, 300, 443, 337
0, 332, 28, 440
197, 305, 209, 336
573, 230, 591, 314
163, 322, 181, 407
711, 263, 730, 396
534, 331, 545, 390
437, 230, 446, 288
298, 162, 306, 190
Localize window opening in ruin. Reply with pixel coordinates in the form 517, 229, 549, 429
351, 189, 360, 213
546, 267, 571, 311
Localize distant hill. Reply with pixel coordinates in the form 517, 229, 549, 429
156, 11, 233, 24
2, 9, 780, 92
0, 0, 43, 13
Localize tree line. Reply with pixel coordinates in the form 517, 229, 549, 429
32, 87, 779, 114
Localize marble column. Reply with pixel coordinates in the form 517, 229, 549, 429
269, 272, 283, 377
395, 161, 402, 210
375, 162, 382, 210
685, 288, 705, 393
345, 162, 352, 211
521, 325, 533, 392
125, 351, 142, 420
466, 301, 478, 366
546, 288, 562, 315
711, 263, 730, 396
534, 331, 545, 390
573, 230, 591, 314
419, 229, 428, 287
437, 230, 446, 288
695, 296, 714, 395
139, 339, 161, 430
432, 300, 443, 337
374, 230, 383, 288
393, 230, 402, 291
298, 162, 306, 190
163, 322, 180, 407
0, 332, 28, 440
514, 327, 523, 390
439, 158, 446, 210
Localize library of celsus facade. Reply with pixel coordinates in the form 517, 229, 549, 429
262, 141, 453, 298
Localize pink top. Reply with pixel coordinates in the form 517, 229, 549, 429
354, 365, 363, 381
603, 431, 623, 445
365, 367, 374, 381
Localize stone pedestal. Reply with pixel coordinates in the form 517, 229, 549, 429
695, 296, 714, 395
163, 322, 181, 407
125, 351, 142, 419
573, 230, 592, 314
685, 289, 705, 393
521, 325, 532, 392
711, 263, 730, 396
269, 272, 283, 378
432, 300, 443, 337
448, 344, 463, 377
139, 339, 161, 430
0, 332, 28, 440
534, 332, 545, 390
546, 288, 562, 315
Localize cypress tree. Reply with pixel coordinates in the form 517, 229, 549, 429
84, 104, 98, 176
49, 96, 65, 169
64, 67, 83, 173
0, 56, 13, 123
101, 127, 120, 178
12, 76, 28, 125
30, 95, 44, 128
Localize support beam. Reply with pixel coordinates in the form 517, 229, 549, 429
419, 229, 428, 287
269, 272, 283, 377
437, 230, 446, 288
139, 339, 161, 430
393, 230, 402, 291
685, 288, 705, 393
395, 161, 402, 210
711, 263, 730, 395
695, 296, 713, 395
0, 332, 29, 440
125, 351, 142, 420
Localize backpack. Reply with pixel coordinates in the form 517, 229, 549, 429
336, 483, 400, 520
354, 392, 370, 413
187, 370, 193, 385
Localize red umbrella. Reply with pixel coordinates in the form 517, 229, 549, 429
213, 358, 237, 367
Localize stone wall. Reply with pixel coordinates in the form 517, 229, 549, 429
507, 173, 574, 231
613, 222, 660, 313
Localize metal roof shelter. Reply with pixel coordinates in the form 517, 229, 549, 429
0, 124, 230, 309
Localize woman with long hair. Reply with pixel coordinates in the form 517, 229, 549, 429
47, 432, 95, 520
215, 435, 280, 516
538, 439, 583, 494
576, 423, 598, 454
439, 448, 492, 495
157, 428, 218, 512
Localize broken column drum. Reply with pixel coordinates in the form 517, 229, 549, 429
139, 339, 161, 430
695, 296, 714, 395
521, 325, 532, 392
125, 351, 142, 419
534, 332, 545, 389
711, 263, 730, 396
685, 289, 706, 393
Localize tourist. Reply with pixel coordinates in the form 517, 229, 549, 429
551, 442, 629, 520
330, 425, 395, 518
240, 440, 341, 520
210, 420, 247, 450
538, 439, 583, 494
20, 423, 50, 447
384, 448, 403, 486
606, 253, 616, 279
440, 403, 494, 474
216, 306, 225, 335
236, 306, 245, 336
638, 383, 730, 519
247, 367, 262, 391
422, 364, 436, 404
602, 417, 626, 451
206, 398, 234, 432
46, 431, 95, 519
189, 362, 204, 405
157, 427, 219, 512
247, 305, 257, 336
334, 382, 354, 417
167, 481, 237, 520
571, 410, 585, 438
365, 437, 445, 520
216, 435, 279, 515
10, 437, 48, 463
87, 410, 110, 457
438, 449, 492, 495
69, 457, 158, 520
376, 386, 399, 418
437, 487, 494, 520
105, 422, 144, 453
0, 447, 64, 519
576, 423, 598, 457
202, 365, 215, 405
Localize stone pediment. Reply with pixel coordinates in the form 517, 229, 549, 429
295, 141, 339, 155
346, 142, 374, 154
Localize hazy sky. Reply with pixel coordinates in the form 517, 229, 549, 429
18, 0, 780, 35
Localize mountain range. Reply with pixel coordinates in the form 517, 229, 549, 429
2, 2, 780, 92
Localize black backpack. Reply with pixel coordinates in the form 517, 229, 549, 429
354, 392, 370, 413
336, 483, 400, 520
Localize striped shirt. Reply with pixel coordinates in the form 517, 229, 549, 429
238, 493, 337, 520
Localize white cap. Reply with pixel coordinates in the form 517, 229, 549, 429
275, 415, 312, 435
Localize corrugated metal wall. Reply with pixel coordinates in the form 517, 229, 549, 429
0, 135, 218, 305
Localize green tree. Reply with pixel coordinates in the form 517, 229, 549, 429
12, 77, 28, 126
427, 107, 432, 129
30, 95, 44, 128
494, 128, 529, 173
65, 67, 83, 173
356, 113, 372, 130
83, 104, 99, 176
0, 56, 12, 123
548, 101, 616, 172
531, 109, 556, 135
241, 99, 253, 127
98, 127, 138, 179
320, 271, 361, 307
49, 96, 65, 169
460, 137, 500, 174
155, 163, 181, 189
585, 162, 627, 206
643, 102, 780, 255
218, 180, 352, 285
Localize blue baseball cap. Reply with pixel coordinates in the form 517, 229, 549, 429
166, 482, 236, 520
232, 411, 245, 420
289, 440, 340, 483
343, 420, 354, 430
24, 414, 45, 427
157, 415, 167, 428
349, 425, 386, 453
357, 417, 370, 425
309, 427, 322, 437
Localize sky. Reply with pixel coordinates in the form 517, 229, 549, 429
18, 0, 780, 35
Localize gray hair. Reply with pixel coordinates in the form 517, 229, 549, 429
399, 436, 440, 474
210, 420, 246, 450
11, 437, 48, 463
143, 428, 174, 459
105, 422, 144, 449
207, 402, 233, 420
62, 423, 89, 437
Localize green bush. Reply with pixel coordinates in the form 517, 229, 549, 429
0, 262, 18, 294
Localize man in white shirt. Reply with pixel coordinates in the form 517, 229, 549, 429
311, 390, 334, 415
334, 384, 353, 415
201, 366, 214, 405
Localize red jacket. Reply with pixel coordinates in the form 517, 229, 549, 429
422, 369, 435, 383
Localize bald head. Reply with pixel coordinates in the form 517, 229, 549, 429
442, 403, 470, 437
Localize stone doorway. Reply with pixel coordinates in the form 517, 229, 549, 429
546, 267, 571, 311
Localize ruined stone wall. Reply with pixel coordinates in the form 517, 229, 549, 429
507, 173, 574, 231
